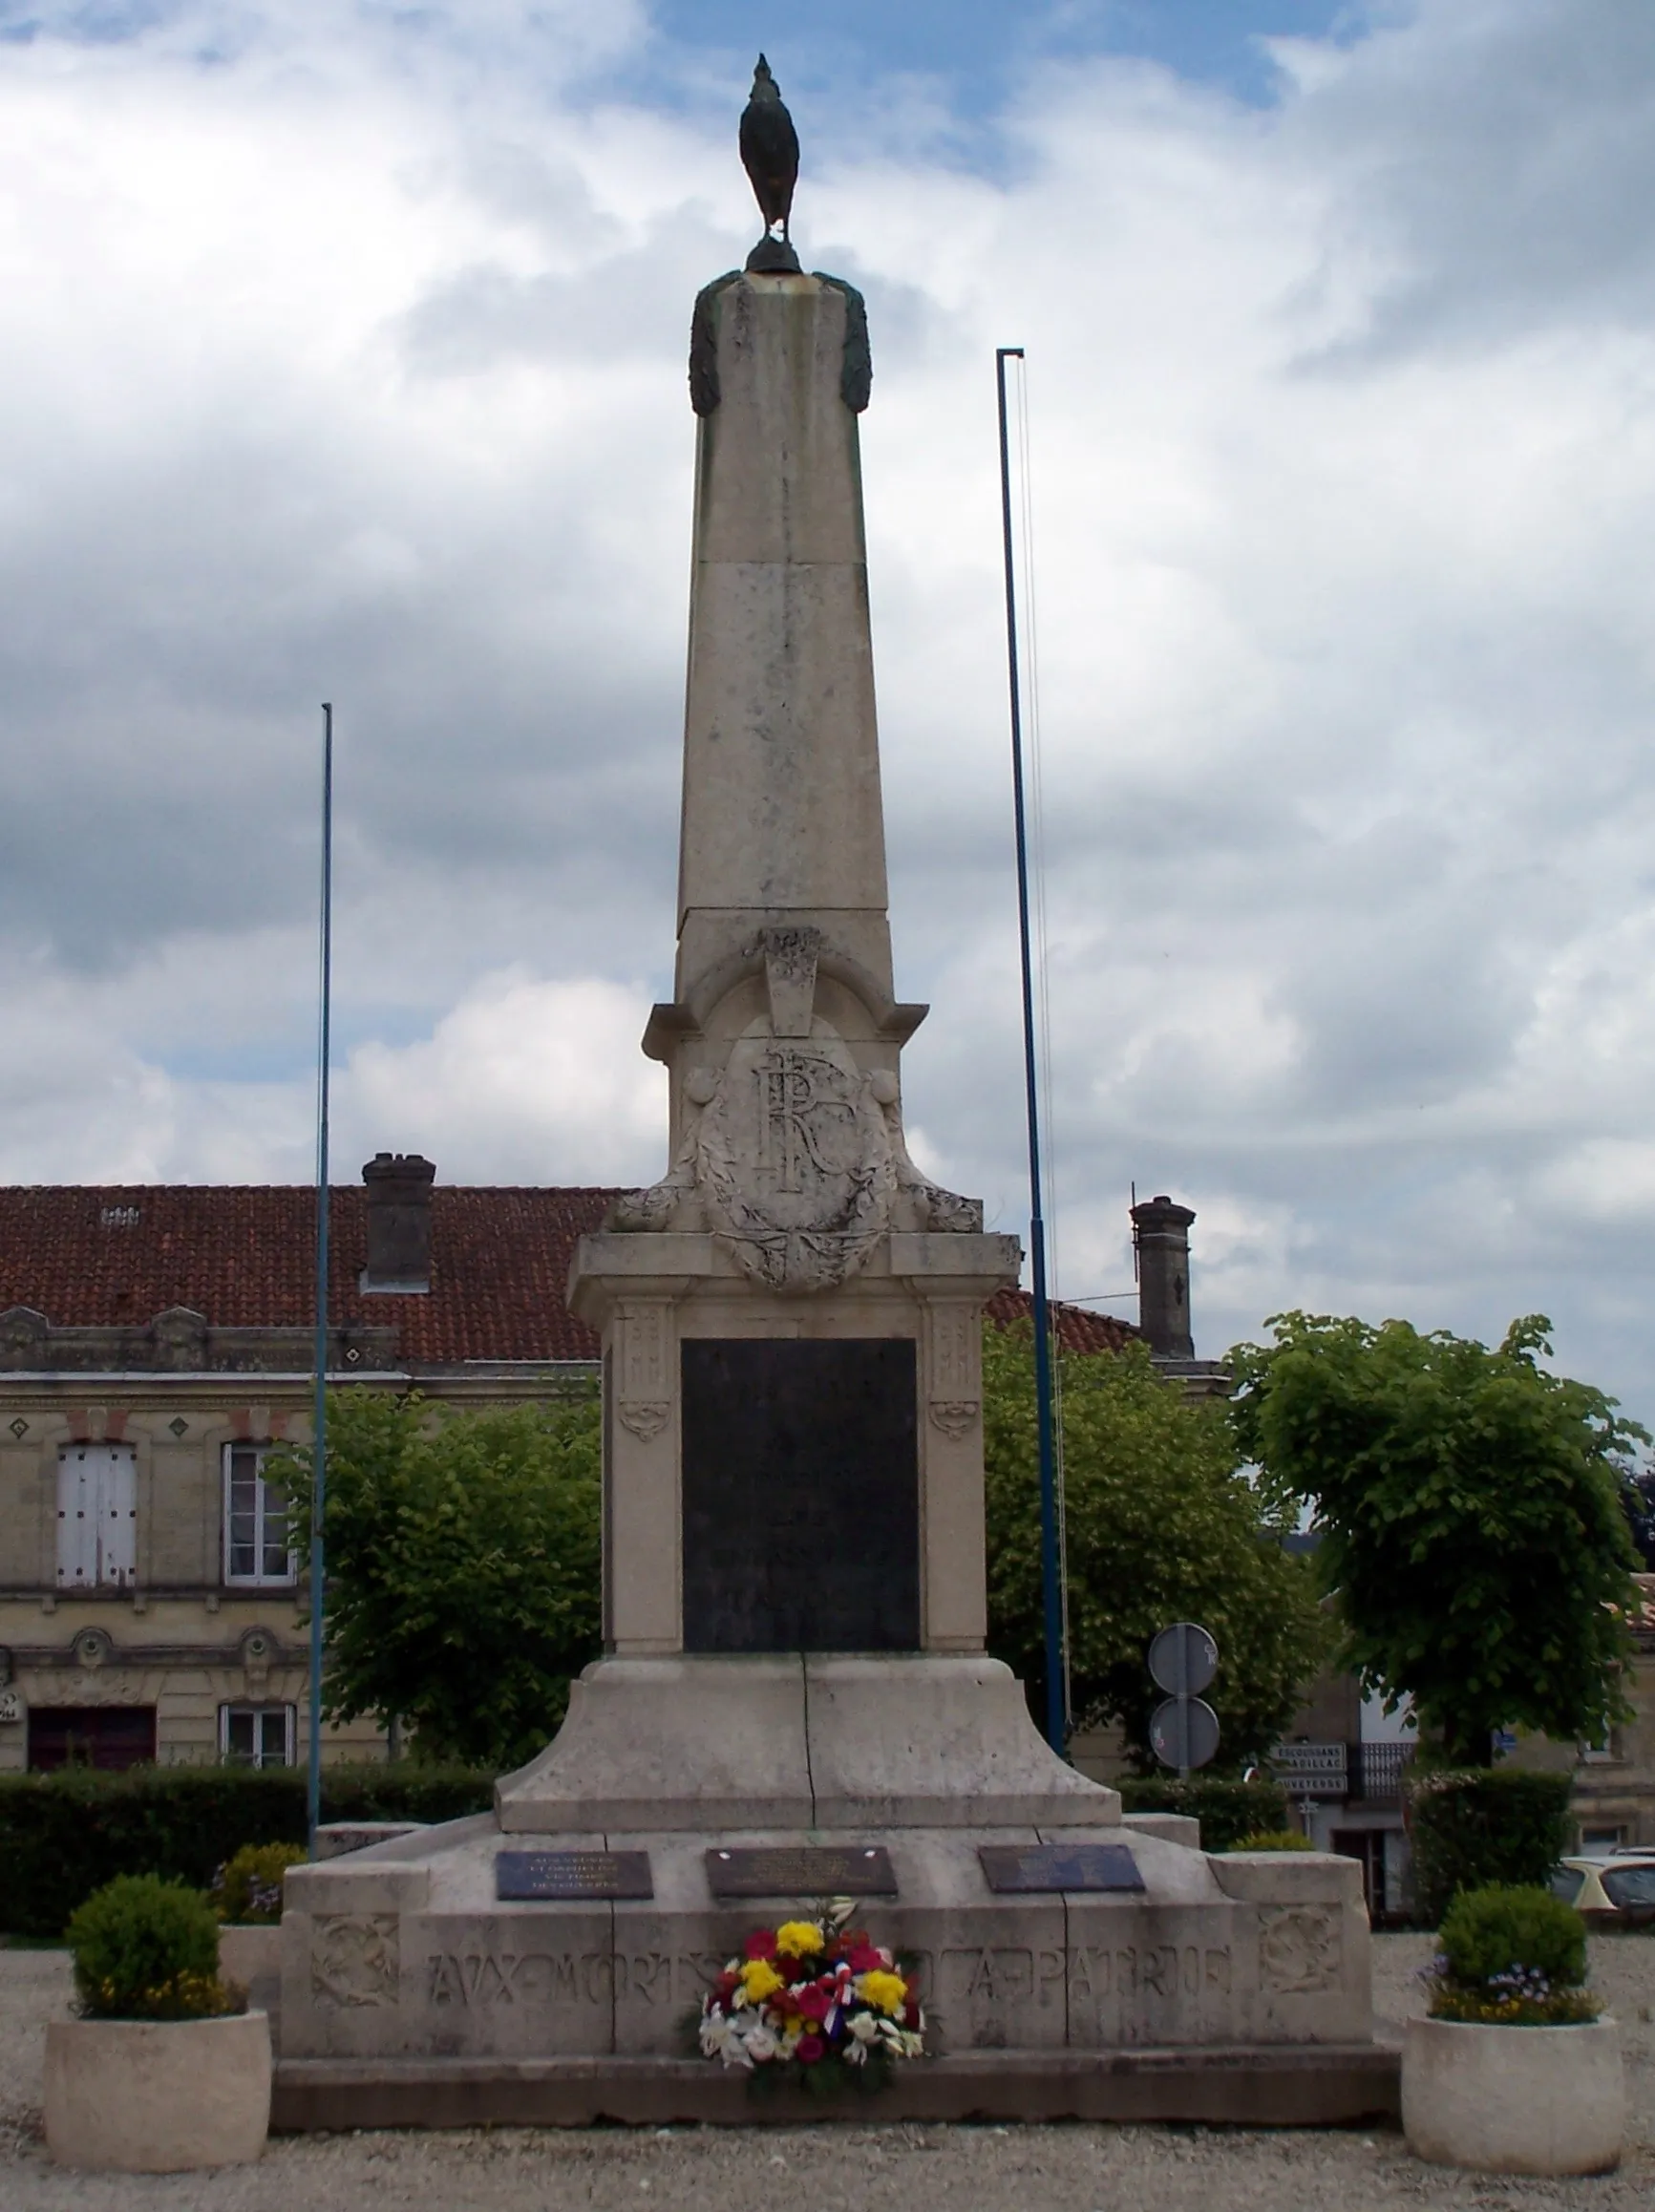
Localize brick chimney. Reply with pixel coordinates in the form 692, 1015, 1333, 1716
1132, 1193, 1196, 1360
360, 1154, 435, 1293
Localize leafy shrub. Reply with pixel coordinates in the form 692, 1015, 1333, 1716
1424, 1883, 1596, 2026
1439, 1883, 1587, 1990
1229, 1830, 1314, 1852
0, 1763, 495, 1937
67, 1875, 238, 2022
212, 1842, 306, 1925
1407, 1769, 1574, 1925
1116, 1776, 1288, 1852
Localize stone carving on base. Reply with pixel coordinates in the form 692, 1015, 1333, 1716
928, 1400, 981, 1439
616, 1402, 670, 1440
310, 1915, 400, 2010
1259, 1905, 1342, 1994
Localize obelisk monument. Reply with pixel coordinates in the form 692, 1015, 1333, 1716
278, 69, 1376, 2106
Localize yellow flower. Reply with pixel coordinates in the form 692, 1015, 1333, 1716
855, 1968, 908, 2016
738, 1960, 785, 2002
774, 1921, 824, 1958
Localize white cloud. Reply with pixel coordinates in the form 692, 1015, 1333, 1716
339, 969, 663, 1185
3, 1, 1655, 1421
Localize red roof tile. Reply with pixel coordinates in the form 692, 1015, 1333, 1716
985, 1286, 1140, 1355
0, 1186, 1141, 1367
0, 1185, 615, 1364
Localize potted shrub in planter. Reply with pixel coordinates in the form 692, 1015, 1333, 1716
212, 1842, 305, 2004
1403, 1883, 1623, 2176
45, 1874, 271, 2173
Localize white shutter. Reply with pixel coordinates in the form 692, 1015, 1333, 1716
56, 1449, 95, 1586
98, 1445, 137, 1586
56, 1445, 137, 1587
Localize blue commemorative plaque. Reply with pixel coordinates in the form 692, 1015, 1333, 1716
977, 1843, 1145, 1895
495, 1850, 654, 1902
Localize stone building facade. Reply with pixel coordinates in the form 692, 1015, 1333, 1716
0, 1162, 609, 1773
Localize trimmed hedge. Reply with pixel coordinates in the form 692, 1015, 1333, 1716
1115, 1776, 1289, 1852
1407, 1769, 1574, 1927
0, 1764, 495, 1937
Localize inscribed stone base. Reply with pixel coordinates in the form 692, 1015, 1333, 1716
278, 1820, 1370, 2063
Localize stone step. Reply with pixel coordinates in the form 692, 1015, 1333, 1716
272, 2043, 1400, 2131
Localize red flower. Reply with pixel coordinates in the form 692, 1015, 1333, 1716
713, 1972, 738, 2004
796, 2033, 826, 2064
847, 1944, 885, 1974
794, 1984, 833, 2024
743, 1929, 778, 1961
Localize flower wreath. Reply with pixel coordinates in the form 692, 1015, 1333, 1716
698, 1904, 924, 2091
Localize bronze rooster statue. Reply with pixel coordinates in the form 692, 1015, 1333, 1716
740, 54, 800, 271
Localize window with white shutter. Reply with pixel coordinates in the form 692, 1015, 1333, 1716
55, 1444, 138, 1588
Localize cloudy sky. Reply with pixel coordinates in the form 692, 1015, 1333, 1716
4, 0, 1655, 1423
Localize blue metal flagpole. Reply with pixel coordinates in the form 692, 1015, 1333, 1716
307, 703, 334, 1857
996, 348, 1065, 1756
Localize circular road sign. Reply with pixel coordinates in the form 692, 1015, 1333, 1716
1149, 1695, 1221, 1775
1148, 1622, 1219, 1698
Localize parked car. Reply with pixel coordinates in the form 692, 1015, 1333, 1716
1548, 1853, 1655, 1927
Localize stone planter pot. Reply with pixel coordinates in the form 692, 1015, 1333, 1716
1402, 2014, 1623, 2176
44, 2010, 272, 2172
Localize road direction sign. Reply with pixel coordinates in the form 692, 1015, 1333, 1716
1148, 1622, 1218, 1698
1150, 1695, 1220, 1775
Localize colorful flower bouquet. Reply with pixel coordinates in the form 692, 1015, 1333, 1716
697, 1910, 924, 2092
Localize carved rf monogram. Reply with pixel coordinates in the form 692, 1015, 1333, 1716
755, 1049, 854, 1194
695, 1023, 898, 1290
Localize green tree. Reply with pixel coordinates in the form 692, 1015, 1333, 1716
1228, 1312, 1644, 1767
275, 1388, 603, 1772
984, 1324, 1327, 1771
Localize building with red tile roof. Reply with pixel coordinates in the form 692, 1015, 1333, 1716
0, 1159, 1146, 1780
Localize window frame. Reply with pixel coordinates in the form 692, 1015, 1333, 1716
221, 1443, 298, 1588
218, 1702, 297, 1768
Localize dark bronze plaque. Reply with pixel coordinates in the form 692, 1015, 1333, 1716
704, 1845, 898, 1899
681, 1339, 919, 1652
978, 1843, 1144, 1895
495, 1850, 654, 1902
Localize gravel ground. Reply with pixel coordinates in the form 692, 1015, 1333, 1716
4, 1934, 1653, 2209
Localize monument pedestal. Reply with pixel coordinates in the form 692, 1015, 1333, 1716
279, 1802, 1373, 2069
281, 1649, 1379, 2104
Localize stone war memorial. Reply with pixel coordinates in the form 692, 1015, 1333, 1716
276, 62, 1390, 2128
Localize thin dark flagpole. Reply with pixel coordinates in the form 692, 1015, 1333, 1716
307, 703, 334, 1857
996, 348, 1065, 1755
